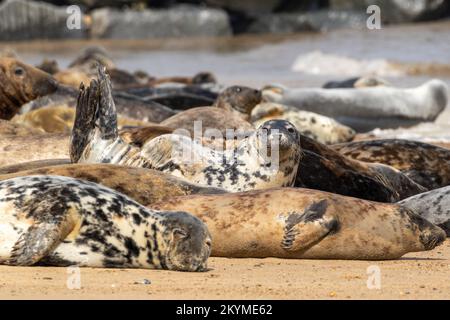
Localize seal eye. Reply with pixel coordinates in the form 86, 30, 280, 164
235, 87, 241, 93
14, 67, 24, 76
287, 127, 295, 133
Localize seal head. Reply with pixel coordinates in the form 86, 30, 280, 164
0, 58, 58, 119
214, 85, 262, 119
161, 211, 212, 272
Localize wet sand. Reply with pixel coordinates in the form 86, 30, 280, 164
0, 240, 448, 300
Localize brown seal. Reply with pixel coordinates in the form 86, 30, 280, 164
160, 85, 261, 135
0, 57, 58, 120
296, 135, 427, 202
151, 188, 446, 260
332, 139, 450, 190
0, 163, 226, 206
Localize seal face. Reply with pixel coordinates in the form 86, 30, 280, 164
0, 175, 211, 271
332, 139, 450, 190
0, 58, 58, 120
151, 188, 446, 260
71, 68, 302, 192
399, 186, 450, 236
251, 102, 355, 144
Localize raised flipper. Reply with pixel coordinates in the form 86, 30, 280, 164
281, 200, 339, 252
70, 66, 119, 162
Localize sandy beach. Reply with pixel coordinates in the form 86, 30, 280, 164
0, 240, 448, 300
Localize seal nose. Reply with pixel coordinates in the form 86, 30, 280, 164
260, 120, 299, 141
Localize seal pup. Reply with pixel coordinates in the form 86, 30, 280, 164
251, 102, 355, 144
296, 135, 427, 202
151, 188, 446, 260
0, 163, 226, 206
160, 85, 261, 135
0, 175, 211, 271
263, 80, 448, 131
0, 57, 58, 120
71, 68, 302, 192
332, 139, 450, 190
399, 186, 450, 236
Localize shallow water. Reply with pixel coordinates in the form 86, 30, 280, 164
1, 20, 449, 137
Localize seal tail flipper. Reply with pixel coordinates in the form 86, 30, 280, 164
7, 222, 68, 266
70, 66, 118, 162
281, 200, 339, 252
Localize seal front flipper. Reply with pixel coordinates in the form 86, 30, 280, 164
281, 200, 339, 252
8, 220, 73, 266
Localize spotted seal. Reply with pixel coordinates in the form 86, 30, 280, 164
0, 163, 226, 206
399, 186, 450, 236
71, 68, 302, 192
0, 57, 58, 120
263, 80, 448, 131
0, 175, 211, 271
296, 135, 427, 202
251, 102, 355, 144
160, 85, 261, 135
151, 188, 446, 260
332, 139, 450, 190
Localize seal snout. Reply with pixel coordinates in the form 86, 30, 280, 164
258, 119, 301, 149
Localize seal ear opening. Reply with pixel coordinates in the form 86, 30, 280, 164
172, 228, 188, 241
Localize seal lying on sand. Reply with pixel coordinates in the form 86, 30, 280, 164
160, 85, 261, 135
0, 57, 58, 120
399, 186, 450, 236
0, 175, 211, 271
71, 68, 302, 192
0, 164, 226, 206
151, 188, 446, 260
0, 159, 70, 175
12, 106, 150, 134
296, 135, 427, 202
0, 133, 69, 167
263, 80, 448, 131
20, 84, 176, 124
0, 119, 44, 136
332, 139, 450, 190
251, 102, 355, 144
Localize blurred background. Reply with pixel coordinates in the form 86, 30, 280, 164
0, 0, 449, 140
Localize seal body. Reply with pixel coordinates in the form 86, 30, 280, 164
263, 80, 448, 131
0, 175, 211, 271
332, 139, 450, 190
0, 164, 226, 206
151, 188, 446, 260
251, 102, 355, 144
296, 135, 427, 202
0, 58, 58, 120
399, 186, 450, 236
71, 68, 302, 192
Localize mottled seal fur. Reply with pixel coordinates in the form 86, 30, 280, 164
263, 80, 448, 131
12, 106, 150, 134
0, 164, 226, 206
71, 68, 302, 192
0, 58, 58, 120
332, 139, 450, 190
399, 186, 450, 236
296, 135, 427, 202
0, 133, 70, 167
151, 188, 446, 260
251, 102, 355, 144
160, 85, 261, 135
0, 175, 211, 271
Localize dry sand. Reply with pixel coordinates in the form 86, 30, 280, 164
0, 240, 448, 300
